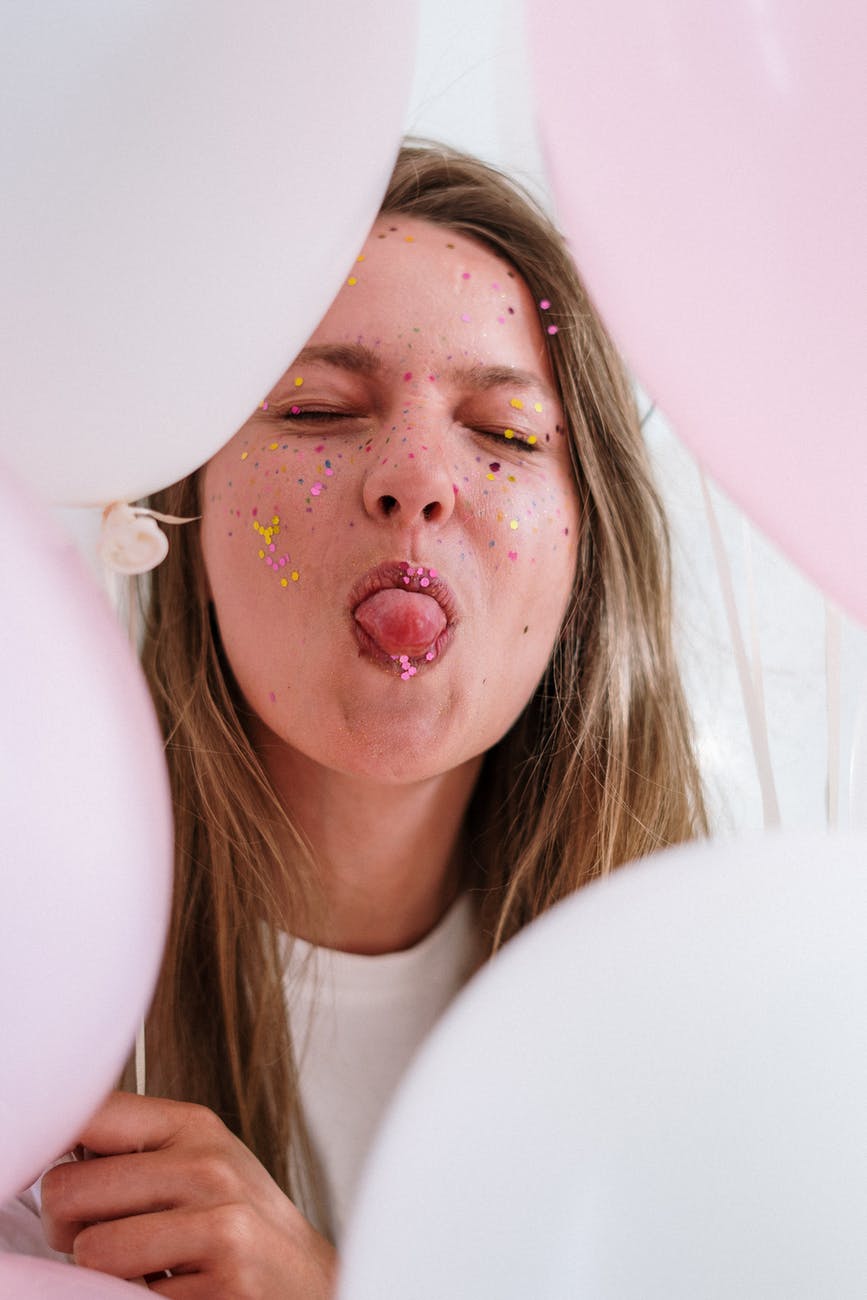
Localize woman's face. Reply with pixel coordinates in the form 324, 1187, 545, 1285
201, 216, 579, 783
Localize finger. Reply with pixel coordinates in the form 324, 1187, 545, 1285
75, 1091, 217, 1156
72, 1202, 259, 1287
41, 1150, 178, 1249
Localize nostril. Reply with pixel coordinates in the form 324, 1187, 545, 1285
422, 501, 441, 521
379, 494, 398, 517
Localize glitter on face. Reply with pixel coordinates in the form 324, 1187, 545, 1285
347, 276, 358, 286
509, 398, 524, 410
294, 377, 304, 387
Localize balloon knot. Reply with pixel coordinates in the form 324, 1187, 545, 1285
97, 502, 198, 576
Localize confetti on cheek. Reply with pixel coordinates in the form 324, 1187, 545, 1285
241, 451, 249, 461
508, 550, 518, 561
294, 376, 304, 387
534, 402, 543, 413
462, 272, 471, 280
510, 398, 524, 410
403, 371, 413, 381
260, 400, 269, 411
269, 691, 277, 703
509, 519, 519, 530
310, 482, 323, 496
347, 276, 358, 286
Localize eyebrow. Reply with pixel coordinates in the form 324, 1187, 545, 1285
292, 343, 383, 375
291, 345, 556, 401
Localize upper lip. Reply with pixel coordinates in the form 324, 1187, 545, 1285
348, 560, 458, 624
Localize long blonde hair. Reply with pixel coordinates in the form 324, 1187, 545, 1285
138, 142, 706, 1225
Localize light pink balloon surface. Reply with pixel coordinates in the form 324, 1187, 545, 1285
531, 1, 867, 626
0, 1255, 140, 1297
0, 462, 173, 1201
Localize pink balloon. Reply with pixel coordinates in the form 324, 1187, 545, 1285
0, 461, 172, 1201
531, 1, 867, 626
0, 1255, 140, 1297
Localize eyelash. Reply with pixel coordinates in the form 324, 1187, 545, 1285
476, 427, 540, 452
277, 409, 357, 424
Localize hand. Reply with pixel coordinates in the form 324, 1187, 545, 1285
41, 1091, 337, 1298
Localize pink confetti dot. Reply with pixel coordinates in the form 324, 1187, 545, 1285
291, 405, 301, 414
547, 324, 559, 335
539, 298, 551, 310
401, 671, 411, 680
428, 568, 438, 578
268, 543, 276, 552
509, 550, 518, 561
420, 577, 430, 588
269, 691, 276, 703
425, 651, 435, 661
497, 316, 505, 324
325, 467, 334, 475
310, 483, 323, 496
416, 567, 424, 575
462, 272, 471, 279
403, 576, 410, 584
403, 371, 412, 381
461, 313, 471, 323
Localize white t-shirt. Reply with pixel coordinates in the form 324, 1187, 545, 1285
0, 892, 482, 1256
284, 890, 482, 1240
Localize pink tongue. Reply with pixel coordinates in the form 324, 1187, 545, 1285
355, 589, 446, 657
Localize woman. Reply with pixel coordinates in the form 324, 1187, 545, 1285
10, 143, 706, 1295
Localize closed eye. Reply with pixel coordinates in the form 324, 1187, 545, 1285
277, 408, 363, 424
475, 426, 539, 451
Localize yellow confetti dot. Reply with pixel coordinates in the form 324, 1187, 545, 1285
356, 253, 366, 262
404, 235, 415, 242
271, 516, 279, 525
510, 519, 519, 530
280, 578, 288, 588
294, 377, 303, 387
507, 474, 516, 482
258, 549, 265, 559
486, 472, 495, 480
241, 451, 249, 461
347, 276, 357, 286
528, 435, 537, 445
291, 570, 300, 581
510, 398, 524, 409
504, 428, 515, 439
269, 442, 278, 450
253, 520, 260, 532
534, 402, 543, 413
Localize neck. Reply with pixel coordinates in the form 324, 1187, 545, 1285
253, 736, 482, 955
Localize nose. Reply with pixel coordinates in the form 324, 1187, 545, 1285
362, 439, 456, 529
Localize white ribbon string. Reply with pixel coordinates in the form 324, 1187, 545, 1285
699, 470, 781, 828
825, 600, 842, 829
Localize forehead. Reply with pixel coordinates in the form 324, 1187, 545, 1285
306, 215, 550, 372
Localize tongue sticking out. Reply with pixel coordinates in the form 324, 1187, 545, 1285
354, 589, 446, 658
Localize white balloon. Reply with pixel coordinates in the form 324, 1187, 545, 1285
341, 832, 867, 1298
0, 1, 417, 505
